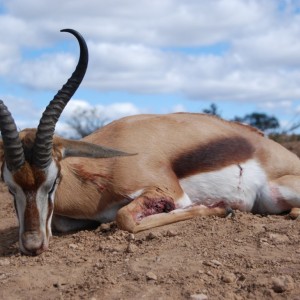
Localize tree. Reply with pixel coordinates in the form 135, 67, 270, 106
202, 103, 221, 117
233, 112, 280, 132
66, 107, 108, 139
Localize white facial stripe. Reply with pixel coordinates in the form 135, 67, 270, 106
36, 160, 59, 238
179, 159, 267, 212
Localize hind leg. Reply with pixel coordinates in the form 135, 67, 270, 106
270, 175, 300, 218
116, 188, 228, 233
289, 208, 300, 219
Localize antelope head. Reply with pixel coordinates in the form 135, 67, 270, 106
0, 29, 129, 255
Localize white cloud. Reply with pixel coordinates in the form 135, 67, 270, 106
62, 99, 141, 120
57, 99, 143, 137
258, 100, 292, 110
2, 0, 300, 129
171, 104, 186, 113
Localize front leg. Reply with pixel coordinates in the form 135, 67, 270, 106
116, 189, 227, 233
52, 215, 99, 233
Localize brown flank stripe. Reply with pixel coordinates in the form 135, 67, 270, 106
172, 136, 255, 178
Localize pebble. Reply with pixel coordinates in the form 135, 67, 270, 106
126, 243, 138, 253
68, 243, 78, 250
268, 233, 289, 244
146, 232, 161, 240
126, 233, 135, 241
165, 230, 178, 237
206, 271, 214, 277
146, 271, 157, 281
190, 293, 208, 300
99, 223, 111, 232
221, 272, 236, 283
203, 260, 222, 268
272, 275, 294, 293
0, 259, 10, 266
211, 260, 222, 266
0, 273, 7, 280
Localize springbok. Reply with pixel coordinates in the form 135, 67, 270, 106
1, 29, 300, 256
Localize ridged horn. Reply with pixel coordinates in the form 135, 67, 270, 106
0, 100, 25, 171
32, 29, 88, 169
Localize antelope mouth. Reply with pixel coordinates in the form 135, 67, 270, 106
21, 231, 49, 256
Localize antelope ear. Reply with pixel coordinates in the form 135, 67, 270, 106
53, 137, 136, 160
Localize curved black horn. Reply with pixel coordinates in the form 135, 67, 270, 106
0, 100, 25, 171
32, 29, 89, 169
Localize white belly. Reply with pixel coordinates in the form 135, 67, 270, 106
179, 159, 268, 212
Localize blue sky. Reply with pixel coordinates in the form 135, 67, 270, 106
0, 0, 300, 136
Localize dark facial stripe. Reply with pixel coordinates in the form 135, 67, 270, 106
172, 137, 255, 178
24, 191, 40, 231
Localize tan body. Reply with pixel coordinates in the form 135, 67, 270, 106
51, 113, 300, 233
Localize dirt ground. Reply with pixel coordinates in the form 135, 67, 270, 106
0, 142, 300, 300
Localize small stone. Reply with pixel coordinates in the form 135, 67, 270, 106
203, 261, 213, 267
211, 260, 222, 266
100, 223, 111, 232
233, 239, 243, 243
203, 260, 222, 268
221, 272, 236, 283
166, 230, 178, 237
190, 293, 208, 300
206, 271, 214, 277
272, 275, 294, 293
146, 271, 157, 281
146, 232, 161, 240
0, 259, 10, 266
68, 243, 78, 250
126, 233, 135, 241
0, 273, 7, 280
268, 233, 289, 244
126, 243, 138, 253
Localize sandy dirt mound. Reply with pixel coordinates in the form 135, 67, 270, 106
1, 141, 300, 300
